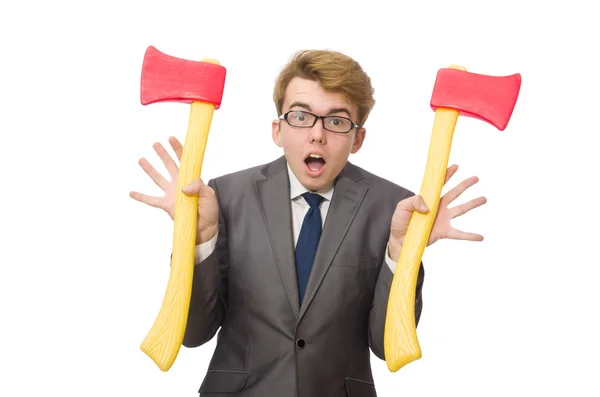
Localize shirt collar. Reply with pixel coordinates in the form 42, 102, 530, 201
287, 163, 334, 201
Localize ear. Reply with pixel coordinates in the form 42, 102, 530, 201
350, 127, 366, 153
272, 119, 282, 147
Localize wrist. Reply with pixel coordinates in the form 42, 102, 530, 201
197, 224, 218, 245
387, 237, 403, 263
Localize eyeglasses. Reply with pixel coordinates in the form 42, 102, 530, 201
279, 110, 360, 134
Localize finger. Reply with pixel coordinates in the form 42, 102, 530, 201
153, 142, 179, 179
182, 179, 206, 195
450, 196, 487, 218
138, 157, 169, 190
442, 176, 479, 206
129, 191, 164, 209
396, 194, 429, 214
169, 136, 184, 162
444, 164, 459, 184
448, 228, 484, 241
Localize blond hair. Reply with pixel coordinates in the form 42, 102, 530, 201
273, 50, 375, 127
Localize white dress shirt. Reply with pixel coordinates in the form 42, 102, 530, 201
194, 164, 397, 273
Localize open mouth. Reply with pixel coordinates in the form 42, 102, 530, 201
304, 154, 326, 176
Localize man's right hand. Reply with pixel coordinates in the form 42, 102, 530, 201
129, 136, 219, 245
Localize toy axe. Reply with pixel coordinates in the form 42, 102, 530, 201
139, 45, 226, 371
384, 66, 521, 372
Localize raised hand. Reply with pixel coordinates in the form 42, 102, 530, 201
129, 136, 219, 244
388, 164, 487, 261
427, 164, 487, 245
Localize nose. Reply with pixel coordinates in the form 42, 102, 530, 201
308, 118, 327, 144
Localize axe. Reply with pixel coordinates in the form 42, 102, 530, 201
383, 66, 521, 372
139, 45, 226, 371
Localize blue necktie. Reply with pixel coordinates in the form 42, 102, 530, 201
295, 192, 324, 304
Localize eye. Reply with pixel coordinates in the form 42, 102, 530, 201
287, 111, 314, 126
294, 113, 307, 122
327, 117, 348, 128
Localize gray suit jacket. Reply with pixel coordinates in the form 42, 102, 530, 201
183, 156, 425, 397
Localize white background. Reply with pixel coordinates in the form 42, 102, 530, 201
1, 0, 599, 396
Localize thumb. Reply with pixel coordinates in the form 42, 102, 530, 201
397, 194, 429, 213
182, 179, 204, 195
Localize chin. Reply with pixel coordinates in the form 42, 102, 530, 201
302, 180, 323, 191
301, 175, 331, 192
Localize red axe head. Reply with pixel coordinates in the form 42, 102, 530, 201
140, 46, 226, 109
430, 68, 521, 131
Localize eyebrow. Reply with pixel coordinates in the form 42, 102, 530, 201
289, 101, 352, 118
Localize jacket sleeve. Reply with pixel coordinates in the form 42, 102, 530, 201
182, 178, 229, 348
367, 257, 424, 361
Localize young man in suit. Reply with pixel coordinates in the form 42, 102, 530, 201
130, 49, 486, 396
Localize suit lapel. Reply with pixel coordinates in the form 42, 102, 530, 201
298, 162, 368, 321
255, 157, 301, 318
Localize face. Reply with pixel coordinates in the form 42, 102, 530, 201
272, 77, 366, 192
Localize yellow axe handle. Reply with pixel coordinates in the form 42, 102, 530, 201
140, 59, 218, 372
384, 65, 466, 372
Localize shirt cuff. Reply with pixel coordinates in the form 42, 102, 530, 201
385, 244, 397, 273
194, 231, 218, 265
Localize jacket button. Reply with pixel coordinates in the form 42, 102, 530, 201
296, 338, 306, 349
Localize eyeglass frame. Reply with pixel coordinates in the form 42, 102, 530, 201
278, 110, 361, 133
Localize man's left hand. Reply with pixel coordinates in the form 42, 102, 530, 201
387, 164, 487, 262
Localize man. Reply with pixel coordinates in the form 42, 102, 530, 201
130, 49, 486, 397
